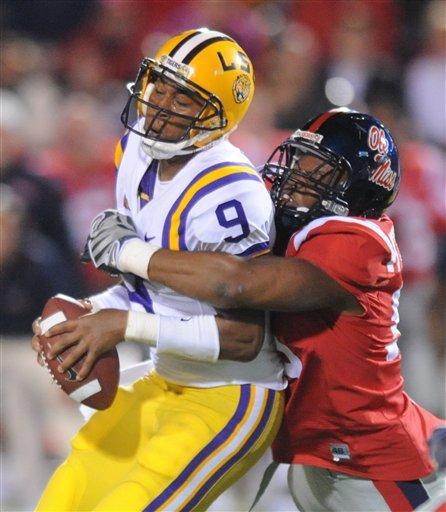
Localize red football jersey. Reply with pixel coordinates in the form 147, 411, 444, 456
272, 215, 443, 480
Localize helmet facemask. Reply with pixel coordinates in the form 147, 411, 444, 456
263, 139, 350, 240
121, 58, 228, 159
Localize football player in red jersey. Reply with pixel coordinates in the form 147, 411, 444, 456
88, 108, 445, 511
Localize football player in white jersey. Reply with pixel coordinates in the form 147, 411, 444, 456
31, 28, 285, 511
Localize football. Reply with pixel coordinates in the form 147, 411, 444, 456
38, 294, 120, 410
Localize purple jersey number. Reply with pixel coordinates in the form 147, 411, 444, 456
215, 199, 250, 243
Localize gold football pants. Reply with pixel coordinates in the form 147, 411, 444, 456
36, 371, 284, 511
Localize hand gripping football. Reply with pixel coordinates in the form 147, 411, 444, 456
38, 294, 120, 410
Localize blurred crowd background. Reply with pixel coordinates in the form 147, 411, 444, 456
1, 0, 445, 510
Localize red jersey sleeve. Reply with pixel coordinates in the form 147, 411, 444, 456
289, 220, 400, 308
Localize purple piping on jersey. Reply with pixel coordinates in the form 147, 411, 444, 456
143, 385, 252, 512
127, 278, 154, 313
121, 131, 130, 152
177, 173, 261, 250
116, 132, 130, 174
395, 480, 430, 509
183, 389, 276, 511
160, 161, 260, 249
139, 160, 158, 208
236, 241, 269, 257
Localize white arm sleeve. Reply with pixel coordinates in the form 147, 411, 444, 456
125, 311, 220, 362
89, 283, 131, 311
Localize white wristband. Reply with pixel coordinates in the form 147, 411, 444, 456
124, 311, 159, 345
118, 238, 160, 279
157, 315, 220, 362
124, 311, 220, 362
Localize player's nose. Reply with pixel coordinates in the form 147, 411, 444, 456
154, 89, 176, 112
145, 106, 170, 134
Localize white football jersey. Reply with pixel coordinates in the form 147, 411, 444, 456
103, 132, 285, 389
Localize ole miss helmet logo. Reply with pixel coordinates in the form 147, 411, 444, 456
367, 126, 397, 191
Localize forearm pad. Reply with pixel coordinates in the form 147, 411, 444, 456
124, 311, 220, 362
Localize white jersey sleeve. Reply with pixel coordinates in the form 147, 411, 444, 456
89, 283, 131, 310
187, 178, 275, 256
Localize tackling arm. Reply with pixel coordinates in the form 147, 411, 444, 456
215, 309, 264, 361
148, 249, 361, 314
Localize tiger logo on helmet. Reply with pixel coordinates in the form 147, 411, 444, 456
232, 75, 251, 104
121, 28, 255, 160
